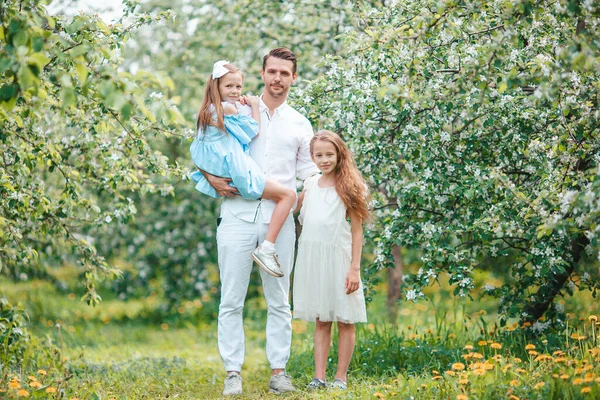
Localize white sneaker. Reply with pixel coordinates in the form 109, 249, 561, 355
223, 373, 242, 396
269, 372, 296, 393
251, 246, 284, 277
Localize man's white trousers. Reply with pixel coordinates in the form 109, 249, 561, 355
216, 206, 295, 372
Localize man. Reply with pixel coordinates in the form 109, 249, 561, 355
202, 48, 319, 396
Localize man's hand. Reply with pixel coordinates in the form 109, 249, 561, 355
344, 267, 360, 295
200, 169, 239, 197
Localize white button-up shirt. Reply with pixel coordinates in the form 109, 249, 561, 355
222, 98, 319, 223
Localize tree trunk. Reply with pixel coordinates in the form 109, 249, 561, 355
521, 234, 589, 323
521, 155, 591, 323
387, 245, 404, 324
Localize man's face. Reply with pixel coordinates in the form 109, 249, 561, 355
261, 57, 297, 99
218, 72, 243, 104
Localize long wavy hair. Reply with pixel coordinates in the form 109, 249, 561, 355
310, 130, 371, 222
196, 63, 243, 132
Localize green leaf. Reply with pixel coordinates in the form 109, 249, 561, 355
17, 64, 36, 90
0, 84, 17, 101
27, 52, 50, 70
75, 62, 88, 84
498, 81, 507, 94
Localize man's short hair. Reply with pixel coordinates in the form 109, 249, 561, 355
263, 47, 297, 74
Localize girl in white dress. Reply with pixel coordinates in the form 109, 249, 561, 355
293, 130, 370, 391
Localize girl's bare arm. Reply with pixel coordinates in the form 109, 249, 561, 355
346, 212, 363, 294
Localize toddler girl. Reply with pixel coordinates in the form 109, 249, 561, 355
190, 60, 296, 277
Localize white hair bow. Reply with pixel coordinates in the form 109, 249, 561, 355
212, 60, 230, 79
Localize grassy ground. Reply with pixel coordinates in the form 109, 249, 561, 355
1, 268, 599, 399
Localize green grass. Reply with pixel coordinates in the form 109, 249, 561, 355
1, 269, 599, 399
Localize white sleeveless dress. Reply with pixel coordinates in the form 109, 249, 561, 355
293, 175, 367, 323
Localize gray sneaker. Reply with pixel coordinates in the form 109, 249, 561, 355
251, 246, 284, 277
223, 373, 242, 396
331, 378, 347, 390
269, 372, 296, 394
306, 378, 327, 390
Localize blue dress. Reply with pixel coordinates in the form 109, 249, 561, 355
189, 106, 266, 199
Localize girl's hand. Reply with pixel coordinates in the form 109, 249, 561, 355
242, 95, 260, 108
345, 268, 360, 295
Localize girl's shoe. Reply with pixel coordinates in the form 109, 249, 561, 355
251, 246, 284, 277
331, 378, 347, 390
306, 378, 327, 390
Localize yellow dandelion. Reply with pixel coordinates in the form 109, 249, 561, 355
552, 374, 559, 378
573, 378, 583, 385
589, 315, 598, 322
462, 353, 473, 360
160, 323, 169, 331
456, 395, 469, 400
516, 368, 527, 374
448, 333, 456, 339
368, 323, 375, 331
459, 379, 469, 385
525, 344, 536, 350
513, 357, 522, 363
470, 362, 484, 370
27, 376, 36, 381
432, 370, 440, 375
554, 357, 567, 363
509, 395, 520, 400
571, 333, 580, 340
577, 335, 587, 340
575, 367, 585, 374
492, 354, 502, 361
445, 370, 456, 376
45, 387, 57, 393
9, 380, 21, 389
432, 375, 442, 380
509, 379, 519, 387
561, 374, 570, 380
472, 352, 484, 359
589, 348, 600, 356
16, 389, 30, 397
373, 393, 385, 399
581, 387, 592, 394
29, 381, 42, 389
522, 321, 532, 327
490, 342, 502, 350
473, 368, 486, 376
596, 377, 600, 383
483, 362, 494, 370
452, 362, 466, 371
553, 350, 565, 356
502, 364, 513, 373
533, 382, 545, 389
421, 384, 427, 388
477, 340, 487, 346
528, 350, 538, 356
37, 370, 47, 376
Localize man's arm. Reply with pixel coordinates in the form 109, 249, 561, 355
198, 168, 239, 197
296, 119, 320, 180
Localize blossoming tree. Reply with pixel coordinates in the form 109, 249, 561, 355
0, 0, 186, 306
299, 0, 600, 325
